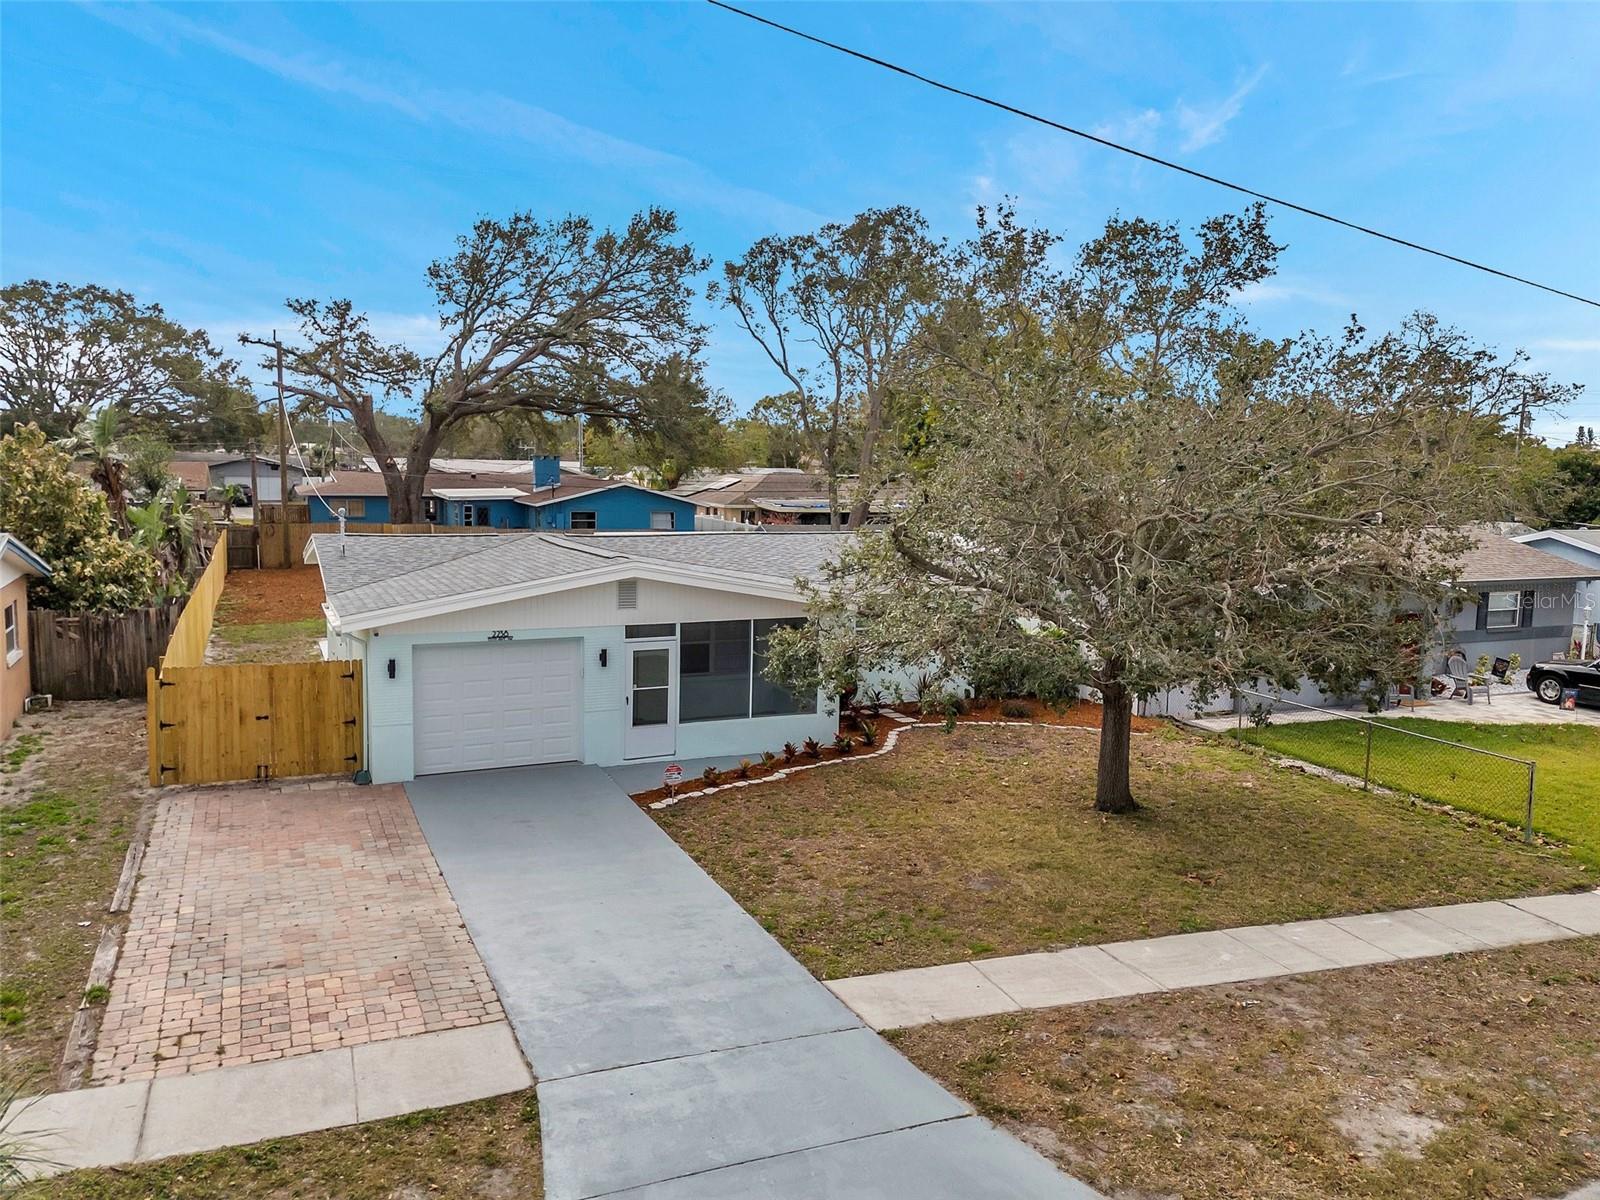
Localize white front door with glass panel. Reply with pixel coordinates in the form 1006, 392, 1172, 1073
625, 640, 677, 759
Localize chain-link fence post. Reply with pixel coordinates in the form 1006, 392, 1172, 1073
1524, 763, 1536, 843
1363, 722, 1373, 790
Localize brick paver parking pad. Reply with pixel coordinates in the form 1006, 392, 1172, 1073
93, 783, 504, 1085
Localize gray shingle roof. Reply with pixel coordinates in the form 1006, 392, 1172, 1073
1456, 532, 1599, 584
598, 531, 849, 580
308, 530, 851, 624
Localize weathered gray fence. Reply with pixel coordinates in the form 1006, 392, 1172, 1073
28, 603, 183, 700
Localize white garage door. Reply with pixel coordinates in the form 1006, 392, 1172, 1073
413, 640, 581, 775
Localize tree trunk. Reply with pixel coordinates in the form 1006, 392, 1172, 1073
1094, 676, 1138, 814
847, 386, 886, 529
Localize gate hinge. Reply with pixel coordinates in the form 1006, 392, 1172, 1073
158, 721, 175, 730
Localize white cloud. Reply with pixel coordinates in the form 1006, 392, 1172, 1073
1176, 65, 1269, 152
1092, 108, 1163, 148
1534, 338, 1600, 354
81, 4, 822, 232
1231, 279, 1353, 309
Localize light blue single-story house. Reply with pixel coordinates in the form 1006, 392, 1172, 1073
298, 456, 697, 532
307, 530, 847, 783
1511, 528, 1600, 654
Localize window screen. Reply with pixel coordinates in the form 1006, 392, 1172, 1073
679, 620, 751, 722
752, 618, 816, 716
1485, 590, 1521, 630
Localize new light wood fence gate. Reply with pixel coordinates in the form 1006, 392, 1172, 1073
144, 527, 366, 786
147, 660, 363, 786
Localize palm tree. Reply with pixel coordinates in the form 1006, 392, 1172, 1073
57, 408, 129, 531
128, 483, 210, 595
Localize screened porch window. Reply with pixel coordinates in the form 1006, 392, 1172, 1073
679, 620, 751, 722
678, 618, 816, 721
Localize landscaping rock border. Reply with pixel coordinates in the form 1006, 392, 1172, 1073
643, 720, 1109, 810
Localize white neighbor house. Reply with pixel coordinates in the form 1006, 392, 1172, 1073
307, 530, 846, 783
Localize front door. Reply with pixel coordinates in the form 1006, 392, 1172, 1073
625, 641, 676, 759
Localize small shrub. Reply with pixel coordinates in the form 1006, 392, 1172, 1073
782, 742, 798, 763
83, 984, 110, 1006
802, 737, 822, 759
701, 766, 722, 786
1246, 702, 1273, 730
832, 733, 855, 755
998, 699, 1034, 719
858, 719, 879, 746
735, 759, 753, 779
759, 751, 778, 769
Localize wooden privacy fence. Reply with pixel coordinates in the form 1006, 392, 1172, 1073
144, 526, 367, 786
28, 603, 182, 700
254, 513, 496, 569
159, 530, 229, 670
147, 660, 363, 786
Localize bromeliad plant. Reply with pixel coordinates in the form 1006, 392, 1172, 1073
801, 737, 822, 760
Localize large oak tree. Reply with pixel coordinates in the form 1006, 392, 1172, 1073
771, 205, 1573, 814
252, 209, 706, 522
0, 281, 261, 443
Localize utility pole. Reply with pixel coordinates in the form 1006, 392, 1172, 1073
248, 439, 262, 568
274, 332, 291, 571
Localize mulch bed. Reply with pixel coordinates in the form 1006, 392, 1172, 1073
215, 565, 327, 625
627, 700, 1160, 805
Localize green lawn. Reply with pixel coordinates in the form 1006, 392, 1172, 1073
1239, 719, 1600, 866
208, 617, 324, 663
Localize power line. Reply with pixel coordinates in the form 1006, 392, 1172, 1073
706, 0, 1600, 311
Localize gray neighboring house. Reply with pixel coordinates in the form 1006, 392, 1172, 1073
1441, 531, 1599, 666
171, 452, 316, 503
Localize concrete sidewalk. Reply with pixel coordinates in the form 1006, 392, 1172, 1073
828, 891, 1600, 1029
408, 763, 1097, 1200
6, 1021, 530, 1178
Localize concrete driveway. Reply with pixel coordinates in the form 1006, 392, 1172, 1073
408, 764, 1098, 1200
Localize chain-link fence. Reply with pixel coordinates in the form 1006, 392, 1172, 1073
1229, 688, 1537, 840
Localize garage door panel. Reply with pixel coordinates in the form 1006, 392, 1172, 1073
413, 641, 582, 775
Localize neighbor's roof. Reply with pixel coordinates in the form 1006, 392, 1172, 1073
307, 529, 850, 629
1512, 528, 1600, 557
432, 487, 527, 501
168, 461, 213, 491
1456, 531, 1599, 584
360, 456, 584, 476
296, 469, 612, 503
0, 534, 52, 577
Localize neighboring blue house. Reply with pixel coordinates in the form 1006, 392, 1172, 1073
297, 455, 698, 532
520, 485, 697, 532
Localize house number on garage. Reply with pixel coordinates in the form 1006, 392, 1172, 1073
486, 630, 514, 641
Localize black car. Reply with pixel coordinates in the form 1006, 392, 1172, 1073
1526, 658, 1600, 707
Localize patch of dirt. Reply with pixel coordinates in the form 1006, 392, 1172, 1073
213, 565, 326, 625
1334, 1081, 1446, 1159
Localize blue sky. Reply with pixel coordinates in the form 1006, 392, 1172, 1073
4, 2, 1598, 442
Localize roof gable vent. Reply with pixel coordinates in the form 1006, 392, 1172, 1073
616, 580, 638, 610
